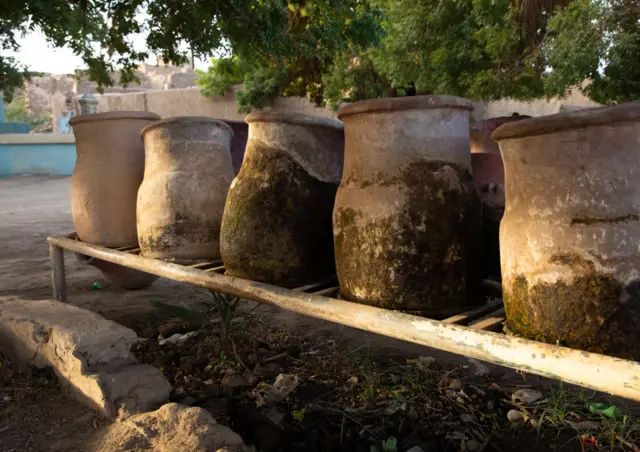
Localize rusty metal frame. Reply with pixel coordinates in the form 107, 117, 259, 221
47, 234, 640, 402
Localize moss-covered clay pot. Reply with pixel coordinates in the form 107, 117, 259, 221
220, 112, 344, 286
335, 96, 482, 315
138, 117, 235, 261
493, 102, 640, 358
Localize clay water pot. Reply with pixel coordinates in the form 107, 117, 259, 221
223, 120, 249, 174
472, 153, 505, 279
137, 117, 235, 261
70, 111, 160, 246
335, 96, 482, 315
220, 112, 344, 287
70, 111, 160, 289
469, 115, 528, 279
470, 114, 530, 155
493, 102, 640, 358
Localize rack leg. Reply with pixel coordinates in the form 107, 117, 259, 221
50, 244, 67, 302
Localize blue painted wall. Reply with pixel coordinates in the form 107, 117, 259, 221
0, 122, 30, 134
0, 142, 76, 177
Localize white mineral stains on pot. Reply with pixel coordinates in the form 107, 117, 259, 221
493, 102, 640, 357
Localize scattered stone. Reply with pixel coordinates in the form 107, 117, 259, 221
406, 447, 425, 452
159, 331, 200, 346
264, 374, 300, 403
222, 371, 256, 390
384, 402, 407, 416
179, 396, 197, 406
416, 356, 436, 371
570, 421, 601, 432
467, 358, 490, 377
95, 403, 251, 451
158, 321, 190, 337
0, 298, 171, 419
507, 409, 525, 426
512, 388, 543, 405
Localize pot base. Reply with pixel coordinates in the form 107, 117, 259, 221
504, 254, 640, 360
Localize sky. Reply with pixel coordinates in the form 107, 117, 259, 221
6, 28, 212, 74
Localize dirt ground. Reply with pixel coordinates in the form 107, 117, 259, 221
0, 176, 637, 451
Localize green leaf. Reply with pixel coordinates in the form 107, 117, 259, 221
292, 408, 305, 422
382, 436, 397, 452
585, 402, 623, 420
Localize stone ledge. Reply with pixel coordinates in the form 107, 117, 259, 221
0, 297, 171, 418
0, 133, 75, 144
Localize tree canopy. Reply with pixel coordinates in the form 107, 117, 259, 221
323, 0, 640, 106
2, 0, 638, 107
1, 0, 382, 105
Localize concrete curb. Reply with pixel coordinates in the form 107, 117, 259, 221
0, 297, 171, 418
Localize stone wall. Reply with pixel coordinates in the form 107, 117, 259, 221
484, 88, 600, 118
25, 63, 200, 131
87, 86, 598, 124
24, 75, 76, 120
91, 87, 337, 121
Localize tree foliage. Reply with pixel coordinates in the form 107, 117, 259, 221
3, 0, 638, 108
356, 0, 575, 101
195, 0, 384, 112
323, 0, 640, 106
1, 0, 381, 106
544, 0, 640, 104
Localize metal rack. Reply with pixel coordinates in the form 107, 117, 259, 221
48, 233, 640, 402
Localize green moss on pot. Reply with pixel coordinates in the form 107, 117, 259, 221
504, 253, 640, 359
334, 160, 482, 315
220, 142, 338, 287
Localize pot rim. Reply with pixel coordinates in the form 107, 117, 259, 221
140, 116, 234, 137
245, 111, 344, 130
470, 114, 531, 131
69, 111, 161, 126
337, 95, 473, 120
492, 102, 640, 141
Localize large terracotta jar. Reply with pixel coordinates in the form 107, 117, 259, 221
472, 152, 506, 280
70, 111, 160, 290
220, 112, 344, 287
137, 117, 235, 261
223, 120, 249, 174
70, 111, 160, 246
493, 102, 640, 358
470, 115, 529, 279
470, 114, 530, 155
335, 96, 482, 315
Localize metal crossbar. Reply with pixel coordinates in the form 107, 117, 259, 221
47, 234, 640, 402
